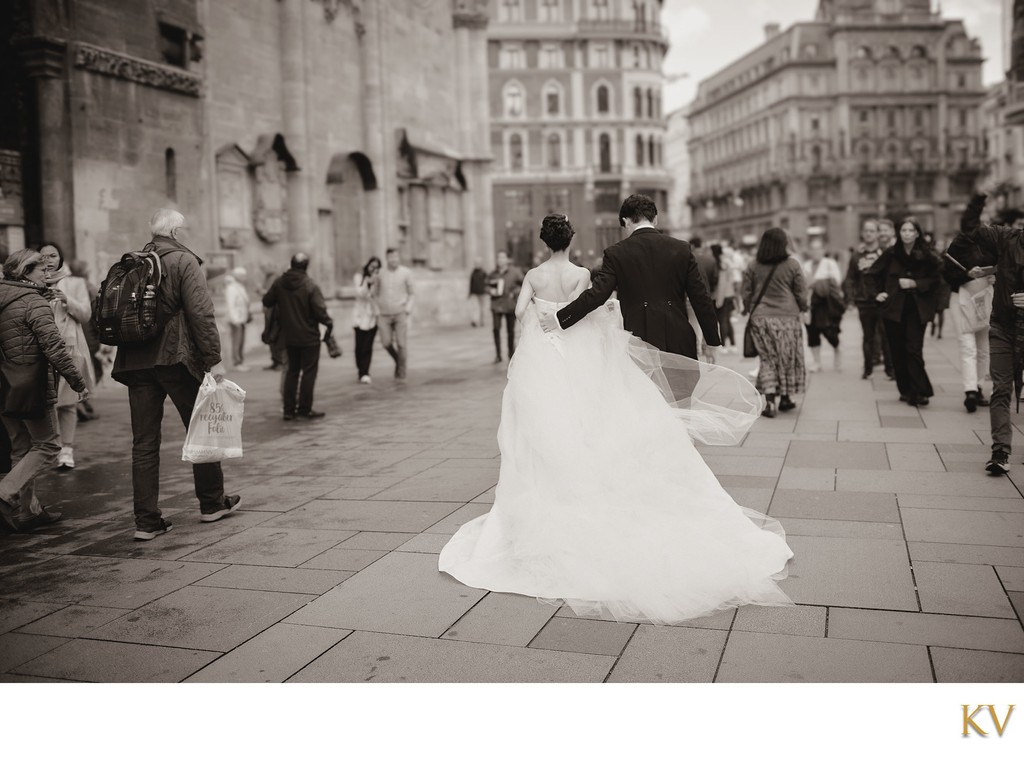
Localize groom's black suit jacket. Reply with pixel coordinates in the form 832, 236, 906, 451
556, 227, 721, 358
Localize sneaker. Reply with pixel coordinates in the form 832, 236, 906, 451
297, 410, 326, 420
778, 397, 796, 412
56, 447, 75, 470
493, 356, 502, 364
359, 375, 372, 384
807, 362, 821, 374
18, 507, 62, 530
134, 519, 173, 541
0, 497, 21, 532
282, 412, 296, 421
200, 495, 242, 523
964, 391, 979, 413
986, 451, 1010, 476
761, 401, 777, 418
861, 371, 872, 380
233, 364, 251, 373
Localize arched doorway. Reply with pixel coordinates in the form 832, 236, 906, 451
326, 152, 377, 287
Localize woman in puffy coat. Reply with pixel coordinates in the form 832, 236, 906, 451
39, 243, 95, 470
0, 248, 87, 532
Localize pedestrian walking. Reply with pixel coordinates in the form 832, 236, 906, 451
262, 252, 333, 419
943, 230, 994, 414
0, 248, 87, 532
68, 259, 102, 420
740, 228, 809, 417
468, 259, 488, 328
802, 239, 844, 373
376, 248, 414, 379
487, 251, 524, 363
259, 266, 286, 371
711, 243, 740, 353
224, 267, 251, 371
353, 256, 381, 384
872, 217, 941, 407
110, 209, 241, 540
843, 219, 894, 380
37, 243, 95, 470
957, 191, 1024, 475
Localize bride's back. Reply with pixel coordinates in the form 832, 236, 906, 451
530, 258, 589, 303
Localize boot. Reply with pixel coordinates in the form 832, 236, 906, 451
808, 346, 822, 373
762, 393, 777, 418
778, 395, 796, 412
976, 387, 990, 407
964, 390, 979, 413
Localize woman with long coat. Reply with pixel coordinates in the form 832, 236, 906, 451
871, 217, 942, 406
0, 249, 87, 532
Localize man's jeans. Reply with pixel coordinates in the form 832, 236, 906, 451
283, 344, 321, 414
229, 323, 246, 367
124, 365, 225, 530
0, 407, 60, 517
378, 312, 408, 378
492, 310, 516, 359
857, 304, 892, 376
949, 291, 991, 392
990, 323, 1014, 455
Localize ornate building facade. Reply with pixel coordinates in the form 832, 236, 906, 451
685, 0, 987, 253
487, 0, 670, 268
0, 0, 493, 324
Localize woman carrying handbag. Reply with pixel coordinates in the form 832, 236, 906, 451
740, 228, 810, 417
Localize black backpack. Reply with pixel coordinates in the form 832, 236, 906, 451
93, 243, 174, 346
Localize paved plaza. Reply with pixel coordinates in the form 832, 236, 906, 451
1, 311, 1023, 683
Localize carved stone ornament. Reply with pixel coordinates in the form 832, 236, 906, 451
251, 134, 298, 244
74, 42, 201, 97
452, 0, 489, 29
311, 0, 364, 35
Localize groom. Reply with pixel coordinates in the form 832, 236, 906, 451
539, 194, 721, 359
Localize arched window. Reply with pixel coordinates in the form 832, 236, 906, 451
802, 44, 818, 59
633, 87, 643, 118
810, 145, 821, 170
165, 148, 177, 202
883, 46, 900, 60
646, 88, 654, 118
910, 45, 927, 59
633, 44, 641, 68
635, 135, 645, 166
648, 135, 655, 165
599, 133, 612, 172
509, 133, 524, 170
504, 82, 525, 118
858, 142, 871, 169
547, 133, 562, 169
543, 81, 563, 117
855, 46, 872, 59
596, 85, 610, 115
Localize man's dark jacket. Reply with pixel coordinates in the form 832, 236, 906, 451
262, 268, 333, 348
959, 193, 1023, 331
556, 227, 721, 358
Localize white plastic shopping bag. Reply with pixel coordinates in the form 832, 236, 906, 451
182, 373, 246, 463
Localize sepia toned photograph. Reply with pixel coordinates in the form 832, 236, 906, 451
0, 1, 1020, 731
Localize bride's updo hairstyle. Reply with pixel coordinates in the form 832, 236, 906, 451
540, 214, 574, 252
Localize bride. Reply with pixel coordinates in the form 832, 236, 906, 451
438, 215, 793, 624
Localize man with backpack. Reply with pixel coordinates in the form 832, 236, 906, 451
107, 209, 241, 540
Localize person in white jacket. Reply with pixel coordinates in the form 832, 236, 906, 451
224, 267, 251, 371
39, 244, 96, 470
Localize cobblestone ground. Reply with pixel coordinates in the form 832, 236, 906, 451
1, 311, 1023, 682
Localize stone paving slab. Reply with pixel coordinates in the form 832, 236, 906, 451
395, 533, 451, 554
370, 468, 498, 502
930, 647, 1024, 683
528, 617, 636, 657
896, 494, 1024, 513
265, 500, 462, 533
776, 467, 836, 491
442, 592, 559, 647
768, 490, 899, 522
285, 552, 486, 637
702, 456, 784, 477
777, 517, 904, 540
185, 623, 351, 683
779, 536, 917, 610
996, 566, 1024, 592
837, 427, 981, 444
716, 631, 932, 682
14, 604, 128, 638
230, 476, 367, 512
180, 527, 354, 567
913, 562, 1017, 618
909, 542, 1024, 567
287, 630, 616, 683
902, 508, 1024, 548
721, 487, 772, 510
836, 469, 1019, 497
299, 547, 388, 572
827, 608, 1024, 653
423, 503, 490, 534
87, 585, 315, 652
785, 441, 889, 470
607, 626, 727, 683
885, 443, 945, 472
193, 565, 352, 595
0, 632, 71, 672
732, 604, 827, 637
12, 638, 219, 683
0, 600, 66, 635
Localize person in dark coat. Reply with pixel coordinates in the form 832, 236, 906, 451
487, 251, 524, 363
468, 259, 488, 328
0, 248, 87, 532
871, 216, 942, 407
113, 209, 241, 541
842, 219, 893, 380
542, 194, 720, 359
262, 252, 333, 420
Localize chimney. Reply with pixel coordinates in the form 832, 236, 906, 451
764, 23, 781, 40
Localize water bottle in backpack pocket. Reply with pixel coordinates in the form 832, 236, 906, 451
93, 243, 171, 346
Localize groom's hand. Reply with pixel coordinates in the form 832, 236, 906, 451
539, 311, 560, 333
702, 344, 717, 364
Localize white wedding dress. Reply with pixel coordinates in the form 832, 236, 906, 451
438, 298, 794, 624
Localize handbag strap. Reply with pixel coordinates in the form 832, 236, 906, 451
748, 263, 780, 318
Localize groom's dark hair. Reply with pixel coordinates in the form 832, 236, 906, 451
619, 194, 657, 228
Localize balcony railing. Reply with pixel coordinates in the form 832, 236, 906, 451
577, 18, 669, 43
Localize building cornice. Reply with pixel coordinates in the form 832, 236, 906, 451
74, 41, 202, 97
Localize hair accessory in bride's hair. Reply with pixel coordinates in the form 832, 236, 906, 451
540, 213, 575, 252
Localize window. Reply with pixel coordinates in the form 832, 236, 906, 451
810, 145, 822, 170
598, 133, 612, 172
544, 188, 571, 214
802, 44, 818, 59
165, 148, 177, 201
543, 82, 562, 116
956, 73, 966, 88
509, 134, 524, 170
859, 110, 869, 124
538, 0, 561, 22
810, 116, 820, 131
499, 0, 524, 22
633, 87, 643, 118
646, 88, 654, 118
648, 135, 655, 166
911, 45, 927, 59
887, 180, 905, 202
594, 183, 620, 213
591, 44, 610, 68
856, 46, 872, 59
858, 179, 878, 201
886, 110, 896, 130
159, 22, 188, 68
596, 85, 610, 115
505, 188, 532, 220
635, 135, 645, 166
547, 133, 562, 168
959, 109, 968, 128
633, 45, 641, 68
913, 110, 924, 129
504, 82, 525, 117
499, 45, 525, 69
886, 143, 899, 166
539, 44, 564, 69
592, 0, 610, 21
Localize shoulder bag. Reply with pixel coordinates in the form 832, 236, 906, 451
742, 263, 780, 359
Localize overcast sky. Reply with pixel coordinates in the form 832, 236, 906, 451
662, 0, 1005, 113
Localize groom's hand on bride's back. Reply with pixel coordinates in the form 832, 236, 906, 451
539, 310, 560, 332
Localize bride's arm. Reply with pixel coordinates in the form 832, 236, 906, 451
514, 272, 535, 322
